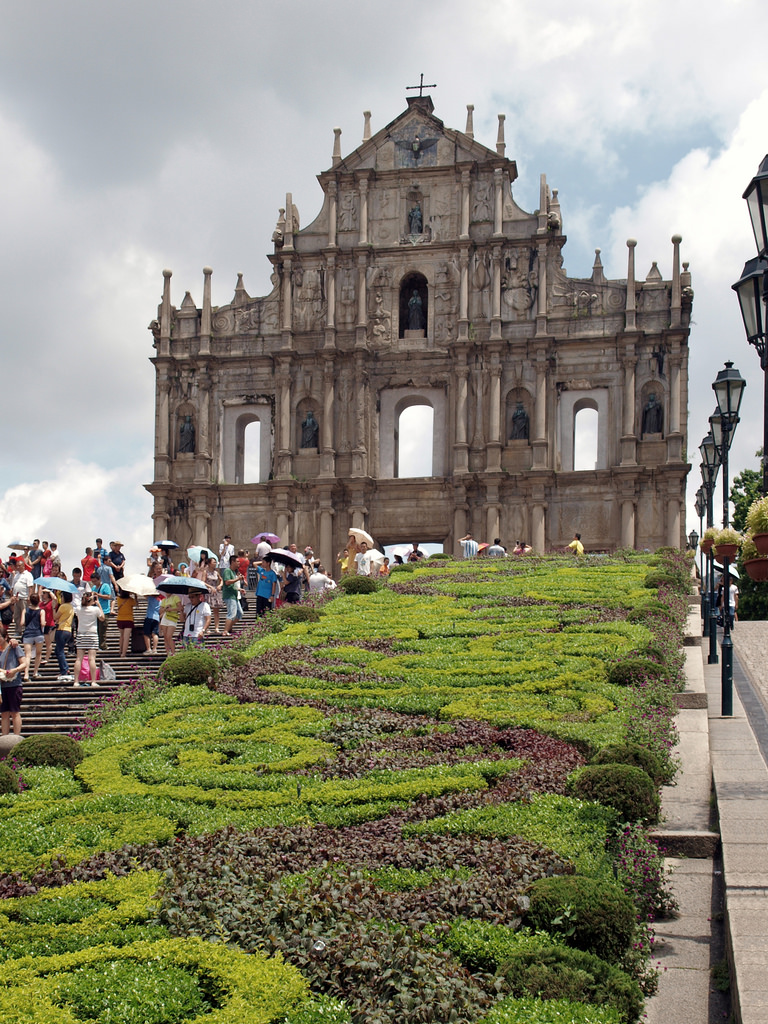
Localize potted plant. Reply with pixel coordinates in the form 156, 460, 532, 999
699, 527, 717, 554
713, 527, 741, 561
741, 532, 768, 582
746, 496, 768, 555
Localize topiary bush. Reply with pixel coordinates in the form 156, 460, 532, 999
0, 762, 19, 795
158, 649, 218, 687
338, 575, 380, 594
275, 605, 322, 624
525, 875, 636, 963
590, 742, 668, 788
13, 734, 84, 771
626, 601, 674, 624
568, 764, 660, 825
389, 562, 416, 573
444, 922, 643, 1023
427, 552, 452, 560
607, 658, 671, 688
643, 571, 677, 591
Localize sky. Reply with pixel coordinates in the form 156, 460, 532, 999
1, 0, 767, 570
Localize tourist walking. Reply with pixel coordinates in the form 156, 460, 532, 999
72, 592, 103, 686
20, 593, 45, 680
0, 625, 28, 735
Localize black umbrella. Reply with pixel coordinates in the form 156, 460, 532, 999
264, 548, 304, 571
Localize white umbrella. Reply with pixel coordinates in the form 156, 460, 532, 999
368, 549, 386, 564
348, 527, 374, 546
117, 574, 160, 597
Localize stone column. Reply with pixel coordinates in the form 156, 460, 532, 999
326, 255, 336, 329
620, 347, 637, 466
493, 167, 503, 235
625, 240, 637, 331
200, 267, 212, 356
458, 248, 469, 340
666, 349, 684, 463
275, 361, 293, 478
486, 504, 500, 544
486, 362, 502, 472
359, 177, 369, 245
535, 240, 548, 337
454, 363, 469, 474
282, 258, 293, 331
531, 350, 548, 470
356, 260, 367, 328
319, 504, 334, 573
667, 497, 681, 548
320, 360, 336, 478
159, 268, 172, 359
156, 376, 171, 482
352, 352, 367, 476
460, 170, 470, 239
193, 503, 210, 547
532, 503, 546, 552
670, 234, 682, 329
327, 181, 337, 247
197, 370, 211, 478
621, 498, 636, 549
152, 507, 170, 541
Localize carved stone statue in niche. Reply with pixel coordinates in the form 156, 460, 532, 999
301, 410, 319, 448
407, 290, 425, 330
641, 393, 663, 436
472, 180, 492, 221
509, 402, 529, 441
368, 291, 392, 345
179, 415, 196, 454
408, 202, 423, 234
339, 191, 358, 231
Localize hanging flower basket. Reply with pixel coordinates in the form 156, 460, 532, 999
700, 539, 713, 554
753, 532, 768, 556
744, 558, 768, 582
714, 543, 739, 560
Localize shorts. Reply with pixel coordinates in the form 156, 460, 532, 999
117, 620, 134, 630
143, 617, 160, 637
225, 597, 242, 620
0, 685, 22, 713
76, 634, 99, 651
160, 615, 179, 629
44, 624, 55, 635
22, 633, 44, 646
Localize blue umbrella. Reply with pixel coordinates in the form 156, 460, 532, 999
36, 576, 78, 594
155, 575, 210, 595
156, 540, 179, 550
187, 545, 212, 564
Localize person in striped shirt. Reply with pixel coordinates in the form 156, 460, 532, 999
458, 534, 479, 559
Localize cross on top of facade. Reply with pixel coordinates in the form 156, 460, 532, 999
406, 74, 436, 99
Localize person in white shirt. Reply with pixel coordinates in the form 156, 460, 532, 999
11, 563, 34, 635
219, 535, 235, 562
182, 591, 211, 643
308, 565, 335, 592
355, 542, 373, 576
458, 534, 479, 559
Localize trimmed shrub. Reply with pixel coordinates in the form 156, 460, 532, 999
0, 763, 19, 795
643, 571, 677, 590
427, 552, 452, 560
158, 649, 218, 687
444, 923, 643, 1022
478, 997, 622, 1024
13, 734, 83, 771
275, 605, 322, 624
525, 875, 636, 963
338, 575, 380, 594
626, 602, 673, 624
568, 764, 660, 825
590, 742, 668, 788
607, 658, 670, 688
389, 562, 416, 573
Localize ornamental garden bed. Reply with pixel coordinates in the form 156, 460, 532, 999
0, 550, 688, 1024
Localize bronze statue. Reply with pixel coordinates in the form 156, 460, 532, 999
301, 410, 319, 448
407, 290, 425, 330
179, 415, 195, 453
641, 393, 663, 435
408, 203, 422, 234
509, 401, 529, 440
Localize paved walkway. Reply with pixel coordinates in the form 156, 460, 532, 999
645, 612, 768, 1023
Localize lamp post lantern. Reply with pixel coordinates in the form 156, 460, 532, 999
695, 485, 707, 635
733, 155, 768, 495
710, 362, 746, 718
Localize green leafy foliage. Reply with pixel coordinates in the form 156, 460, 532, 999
568, 765, 660, 825
0, 763, 19, 795
158, 649, 218, 687
477, 996, 622, 1024
338, 575, 380, 593
444, 923, 643, 1023
276, 605, 323, 623
13, 734, 84, 771
590, 743, 668, 788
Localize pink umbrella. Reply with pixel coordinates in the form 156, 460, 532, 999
252, 532, 280, 545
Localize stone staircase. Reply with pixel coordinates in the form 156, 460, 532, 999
13, 598, 260, 736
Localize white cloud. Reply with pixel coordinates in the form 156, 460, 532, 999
0, 457, 154, 573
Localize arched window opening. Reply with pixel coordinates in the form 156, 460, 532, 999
243, 420, 261, 483
396, 403, 434, 478
399, 272, 428, 338
573, 406, 598, 471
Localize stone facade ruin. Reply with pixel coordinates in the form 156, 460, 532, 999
146, 95, 692, 563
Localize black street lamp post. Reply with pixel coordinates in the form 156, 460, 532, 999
695, 486, 707, 635
733, 155, 768, 494
700, 432, 720, 665
710, 362, 746, 717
